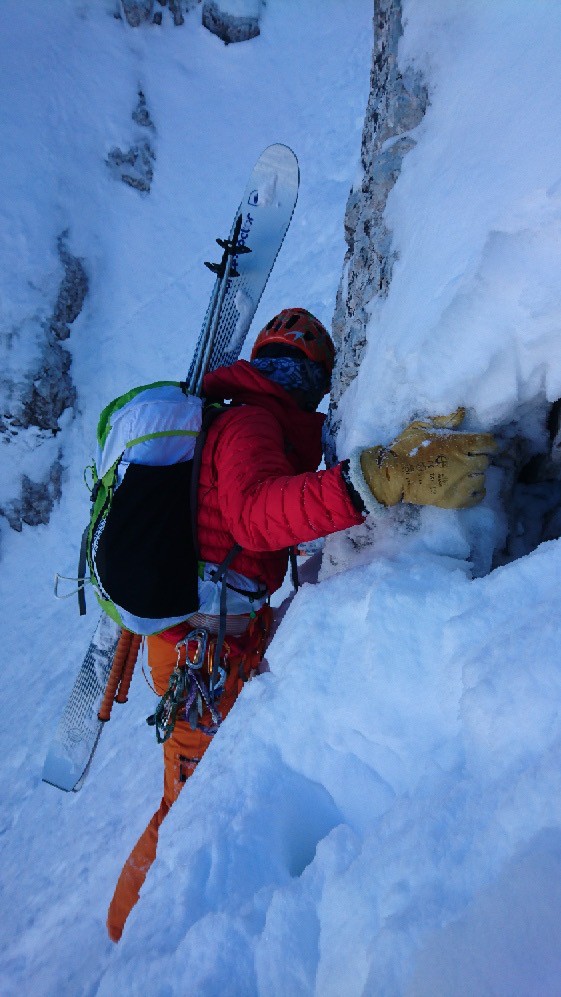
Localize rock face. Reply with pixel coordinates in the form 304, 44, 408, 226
119, 1, 200, 28
119, 0, 260, 38
324, 0, 428, 465
3, 462, 65, 533
0, 234, 88, 533
1, 82, 157, 542
120, 0, 154, 26
202, 0, 260, 44
107, 90, 156, 194
20, 236, 87, 434
107, 141, 155, 193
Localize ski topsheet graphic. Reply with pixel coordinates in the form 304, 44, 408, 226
43, 145, 299, 791
187, 143, 299, 391
42, 614, 121, 791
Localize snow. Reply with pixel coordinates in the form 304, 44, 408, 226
2, 1, 561, 995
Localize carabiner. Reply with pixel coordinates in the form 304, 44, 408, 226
176, 628, 209, 670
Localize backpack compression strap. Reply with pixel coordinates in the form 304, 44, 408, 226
77, 525, 89, 616
289, 547, 300, 591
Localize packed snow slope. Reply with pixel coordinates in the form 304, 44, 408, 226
2, 1, 561, 995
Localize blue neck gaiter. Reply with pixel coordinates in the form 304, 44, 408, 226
251, 356, 328, 411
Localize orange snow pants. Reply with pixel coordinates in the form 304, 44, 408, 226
106, 606, 271, 943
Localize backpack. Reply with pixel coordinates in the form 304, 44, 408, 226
81, 380, 222, 635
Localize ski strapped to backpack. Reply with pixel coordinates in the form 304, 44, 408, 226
188, 213, 251, 396
186, 143, 300, 387
74, 210, 253, 629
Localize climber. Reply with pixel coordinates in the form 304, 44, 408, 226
107, 307, 496, 941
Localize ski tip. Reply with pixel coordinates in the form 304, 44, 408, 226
42, 744, 88, 793
257, 143, 299, 176
263, 142, 297, 158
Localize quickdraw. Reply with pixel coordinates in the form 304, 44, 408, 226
146, 628, 226, 743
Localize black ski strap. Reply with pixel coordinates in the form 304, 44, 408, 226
289, 546, 300, 591
77, 526, 89, 616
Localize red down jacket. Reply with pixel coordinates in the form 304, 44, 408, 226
198, 360, 364, 594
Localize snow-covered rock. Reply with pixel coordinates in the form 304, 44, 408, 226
119, 1, 200, 29
107, 90, 156, 193
0, 233, 87, 533
120, 0, 154, 27
202, 0, 260, 44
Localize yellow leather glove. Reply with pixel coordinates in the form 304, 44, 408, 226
360, 408, 497, 509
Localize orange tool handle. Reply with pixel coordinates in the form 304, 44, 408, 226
98, 630, 133, 722
115, 634, 142, 704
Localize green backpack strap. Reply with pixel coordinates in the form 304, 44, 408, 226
77, 461, 103, 616
78, 456, 123, 618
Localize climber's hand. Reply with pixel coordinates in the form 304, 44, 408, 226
359, 408, 498, 509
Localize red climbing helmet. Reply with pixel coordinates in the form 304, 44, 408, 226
250, 308, 335, 377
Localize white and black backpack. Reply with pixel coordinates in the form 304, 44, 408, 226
81, 380, 224, 635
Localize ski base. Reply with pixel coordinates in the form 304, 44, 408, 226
187, 143, 299, 387
42, 614, 121, 791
